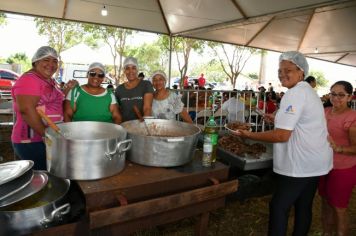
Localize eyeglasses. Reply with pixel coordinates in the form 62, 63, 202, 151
88, 71, 105, 78
329, 92, 349, 99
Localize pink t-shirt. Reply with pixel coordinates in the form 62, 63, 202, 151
11, 71, 64, 143
325, 107, 356, 169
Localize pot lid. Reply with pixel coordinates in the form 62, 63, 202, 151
0, 171, 48, 208
0, 167, 33, 201
0, 160, 34, 186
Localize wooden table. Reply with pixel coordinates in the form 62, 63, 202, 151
32, 151, 238, 236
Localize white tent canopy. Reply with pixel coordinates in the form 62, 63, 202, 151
1, 0, 356, 67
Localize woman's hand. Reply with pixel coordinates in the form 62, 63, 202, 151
63, 80, 79, 96
327, 135, 342, 153
231, 129, 251, 138
66, 79, 79, 88
263, 113, 275, 124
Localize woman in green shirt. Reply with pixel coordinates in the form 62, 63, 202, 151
63, 62, 122, 124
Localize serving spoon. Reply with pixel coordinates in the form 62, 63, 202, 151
133, 105, 151, 136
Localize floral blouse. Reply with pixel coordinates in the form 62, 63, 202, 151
152, 91, 184, 120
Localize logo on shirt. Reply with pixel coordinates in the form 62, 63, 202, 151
285, 105, 295, 114
121, 96, 143, 101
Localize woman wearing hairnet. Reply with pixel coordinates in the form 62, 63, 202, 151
233, 51, 333, 236
151, 70, 192, 123
115, 56, 154, 122
11, 46, 77, 170
63, 62, 122, 124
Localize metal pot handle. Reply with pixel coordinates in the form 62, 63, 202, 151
105, 139, 132, 160
165, 137, 185, 142
40, 203, 71, 226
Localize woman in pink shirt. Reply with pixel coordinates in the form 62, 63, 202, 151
319, 80, 356, 236
11, 46, 76, 170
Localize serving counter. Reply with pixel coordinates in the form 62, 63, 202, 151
31, 151, 238, 236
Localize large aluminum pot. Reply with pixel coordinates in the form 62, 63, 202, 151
121, 119, 201, 167
45, 121, 132, 180
0, 171, 71, 235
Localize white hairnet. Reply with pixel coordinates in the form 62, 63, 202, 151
123, 56, 138, 68
32, 46, 58, 63
279, 51, 309, 78
88, 62, 105, 73
151, 70, 167, 81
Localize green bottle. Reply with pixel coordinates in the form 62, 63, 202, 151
204, 116, 219, 162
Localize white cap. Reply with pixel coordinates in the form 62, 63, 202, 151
88, 62, 105, 73
123, 56, 138, 69
151, 70, 167, 81
32, 46, 58, 63
279, 51, 309, 78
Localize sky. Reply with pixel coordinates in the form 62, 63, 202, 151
0, 14, 157, 59
1, 13, 356, 95
0, 14, 47, 58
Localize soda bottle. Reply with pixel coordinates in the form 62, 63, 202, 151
204, 116, 219, 162
202, 137, 212, 167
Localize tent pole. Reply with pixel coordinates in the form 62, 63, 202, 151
168, 34, 172, 88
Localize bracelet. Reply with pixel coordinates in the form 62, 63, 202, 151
336, 146, 343, 153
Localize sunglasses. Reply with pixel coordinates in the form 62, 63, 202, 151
329, 92, 349, 99
88, 71, 105, 78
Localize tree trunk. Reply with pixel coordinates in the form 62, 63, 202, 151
259, 52, 267, 85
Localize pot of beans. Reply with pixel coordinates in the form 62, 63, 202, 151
121, 119, 201, 167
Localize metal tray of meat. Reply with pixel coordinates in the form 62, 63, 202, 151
217, 139, 273, 171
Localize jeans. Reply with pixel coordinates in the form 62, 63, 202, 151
12, 142, 47, 170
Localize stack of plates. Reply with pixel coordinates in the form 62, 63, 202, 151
0, 160, 48, 208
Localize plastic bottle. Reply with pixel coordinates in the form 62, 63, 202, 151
202, 137, 213, 167
204, 116, 219, 162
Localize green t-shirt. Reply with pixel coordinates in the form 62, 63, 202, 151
71, 86, 113, 123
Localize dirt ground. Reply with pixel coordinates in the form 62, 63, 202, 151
134, 189, 356, 236
1, 128, 355, 236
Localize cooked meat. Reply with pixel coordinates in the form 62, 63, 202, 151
218, 135, 266, 158
226, 121, 250, 131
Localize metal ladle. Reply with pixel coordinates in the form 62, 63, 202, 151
133, 105, 151, 136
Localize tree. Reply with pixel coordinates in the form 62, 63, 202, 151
126, 43, 164, 77
34, 18, 84, 59
247, 72, 259, 81
34, 17, 85, 79
34, 18, 83, 55
208, 42, 259, 88
258, 50, 268, 85
190, 59, 226, 83
6, 53, 31, 72
0, 12, 7, 26
309, 70, 328, 88
0, 13, 7, 62
83, 24, 133, 84
158, 35, 205, 87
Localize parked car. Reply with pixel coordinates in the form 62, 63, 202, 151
0, 69, 20, 100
